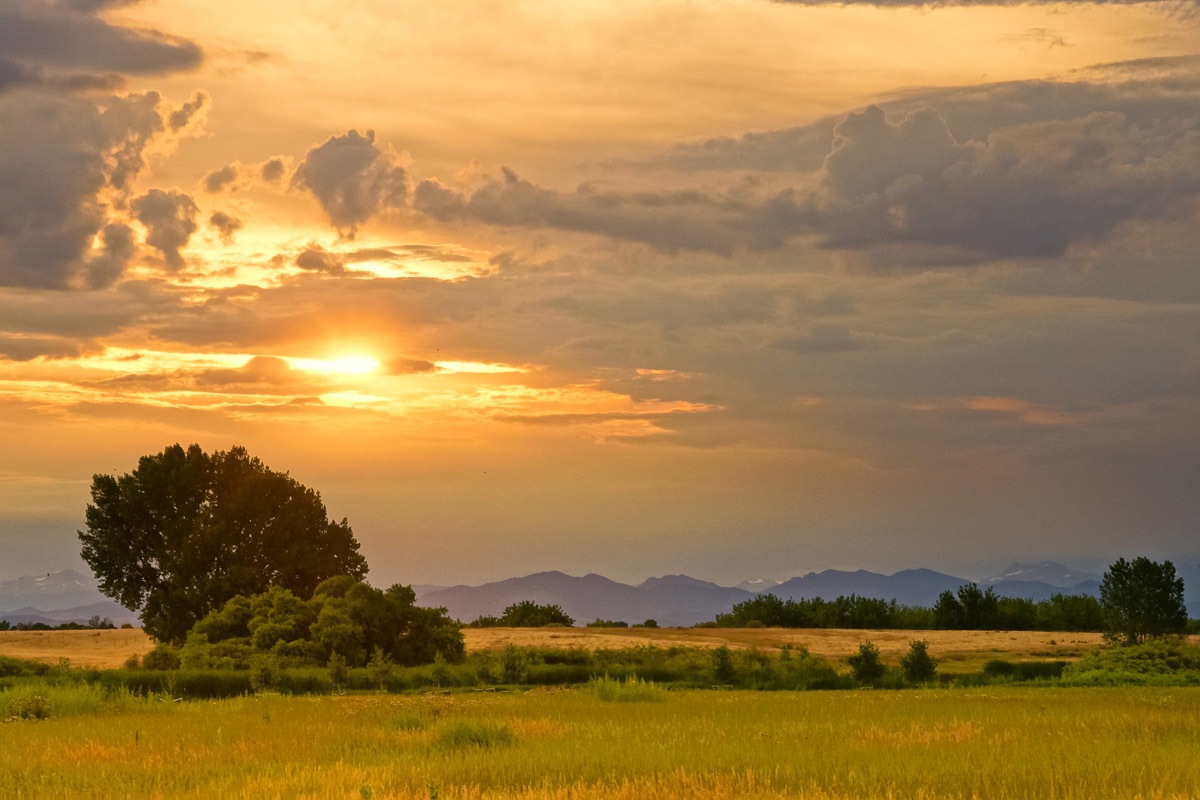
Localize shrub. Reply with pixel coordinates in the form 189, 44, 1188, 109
900, 640, 937, 684
848, 641, 886, 686
142, 644, 182, 671
6, 691, 52, 720
591, 674, 667, 702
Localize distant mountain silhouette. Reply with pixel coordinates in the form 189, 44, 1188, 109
0, 599, 139, 627
414, 566, 1128, 626
0, 569, 110, 614
417, 571, 755, 627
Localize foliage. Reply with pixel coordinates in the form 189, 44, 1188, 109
79, 444, 368, 643
1063, 639, 1200, 686
717, 593, 933, 629
433, 719, 515, 751
710, 645, 736, 685
586, 619, 628, 628
179, 579, 464, 669
715, 587, 1105, 633
899, 640, 937, 683
847, 641, 886, 686
0, 656, 51, 679
5, 691, 52, 720
1099, 557, 1187, 645
982, 659, 1067, 682
469, 601, 575, 628
591, 674, 667, 702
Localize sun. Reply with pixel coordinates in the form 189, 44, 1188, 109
289, 354, 381, 376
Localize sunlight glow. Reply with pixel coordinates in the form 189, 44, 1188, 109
289, 356, 381, 375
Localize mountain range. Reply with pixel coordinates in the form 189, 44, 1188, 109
0, 570, 140, 627
413, 561, 1131, 627
6, 561, 1199, 628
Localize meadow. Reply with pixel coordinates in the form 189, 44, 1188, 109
0, 626, 1104, 672
2, 682, 1198, 798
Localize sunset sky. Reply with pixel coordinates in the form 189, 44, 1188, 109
2, 0, 1198, 588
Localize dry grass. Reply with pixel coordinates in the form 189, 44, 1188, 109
0, 625, 1115, 671
0, 629, 152, 669
463, 627, 1108, 671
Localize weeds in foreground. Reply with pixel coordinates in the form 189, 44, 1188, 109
591, 674, 667, 702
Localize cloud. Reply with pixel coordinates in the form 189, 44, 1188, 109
0, 0, 202, 85
414, 167, 806, 254
203, 155, 291, 193
133, 189, 199, 270
261, 157, 288, 184
811, 104, 1200, 258
385, 357, 438, 375
209, 211, 241, 244
293, 129, 408, 236
0, 90, 166, 288
295, 244, 344, 273
202, 163, 240, 193
770, 0, 1193, 6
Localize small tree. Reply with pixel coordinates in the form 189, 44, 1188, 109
899, 639, 937, 684
848, 641, 886, 686
367, 647, 393, 692
1100, 557, 1187, 645
711, 645, 737, 685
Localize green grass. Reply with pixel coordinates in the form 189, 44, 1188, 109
2, 685, 1199, 798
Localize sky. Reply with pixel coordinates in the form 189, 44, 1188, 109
1, 0, 1198, 589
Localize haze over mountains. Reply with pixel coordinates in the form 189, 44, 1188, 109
412, 562, 1115, 627
5, 562, 1197, 628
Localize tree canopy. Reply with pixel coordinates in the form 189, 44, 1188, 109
467, 600, 575, 628
1100, 557, 1187, 645
79, 444, 368, 643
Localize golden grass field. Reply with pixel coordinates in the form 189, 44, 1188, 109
2, 684, 1199, 798
0, 626, 1108, 670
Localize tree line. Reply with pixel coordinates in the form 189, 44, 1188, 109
713, 585, 1104, 631
715, 557, 1187, 644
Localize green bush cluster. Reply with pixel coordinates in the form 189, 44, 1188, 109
467, 601, 574, 628
149, 577, 463, 672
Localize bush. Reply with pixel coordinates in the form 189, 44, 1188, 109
6, 691, 52, 720
900, 640, 937, 684
848, 641, 886, 686
142, 644, 182, 671
591, 674, 667, 702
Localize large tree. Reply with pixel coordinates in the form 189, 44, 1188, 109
80, 444, 368, 643
1099, 557, 1187, 645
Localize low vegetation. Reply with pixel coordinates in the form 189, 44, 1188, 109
3, 685, 1199, 798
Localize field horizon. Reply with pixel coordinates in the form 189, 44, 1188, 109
0, 626, 1118, 671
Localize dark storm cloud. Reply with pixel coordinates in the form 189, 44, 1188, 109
293, 129, 408, 236
133, 189, 199, 270
414, 168, 806, 254
0, 0, 202, 79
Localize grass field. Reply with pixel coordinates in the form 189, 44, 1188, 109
2, 684, 1198, 798
0, 627, 1107, 671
